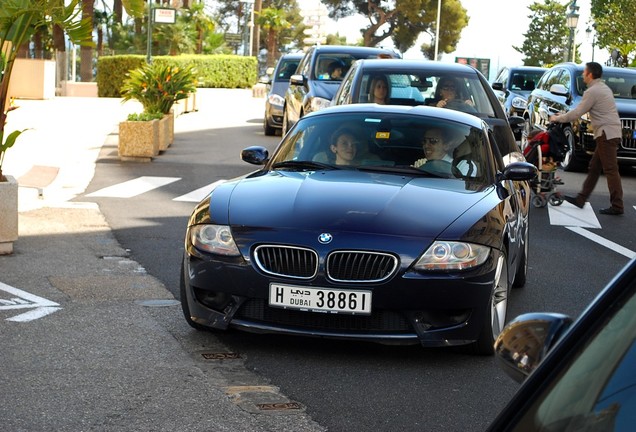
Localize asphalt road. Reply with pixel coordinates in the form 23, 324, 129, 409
82, 90, 636, 431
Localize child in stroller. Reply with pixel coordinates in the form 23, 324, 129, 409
523, 122, 570, 208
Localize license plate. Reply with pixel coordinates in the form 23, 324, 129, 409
269, 283, 372, 315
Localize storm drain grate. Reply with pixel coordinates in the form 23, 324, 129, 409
201, 352, 241, 360
256, 402, 303, 411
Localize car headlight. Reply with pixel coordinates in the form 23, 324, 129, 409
310, 97, 332, 112
413, 241, 490, 271
267, 94, 285, 106
511, 97, 527, 110
189, 224, 241, 256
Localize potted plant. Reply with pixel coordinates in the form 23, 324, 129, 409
120, 63, 197, 151
0, 0, 103, 254
118, 111, 163, 161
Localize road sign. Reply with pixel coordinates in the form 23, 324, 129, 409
0, 281, 61, 322
153, 8, 176, 24
225, 33, 243, 44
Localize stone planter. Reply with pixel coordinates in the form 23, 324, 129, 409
166, 111, 174, 145
158, 115, 169, 152
0, 175, 19, 255
118, 120, 159, 162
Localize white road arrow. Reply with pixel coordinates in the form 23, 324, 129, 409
0, 281, 61, 322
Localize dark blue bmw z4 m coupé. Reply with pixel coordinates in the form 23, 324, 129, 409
181, 103, 536, 355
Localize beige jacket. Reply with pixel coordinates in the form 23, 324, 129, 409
555, 78, 622, 140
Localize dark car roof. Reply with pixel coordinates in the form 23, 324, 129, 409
506, 66, 546, 72
279, 53, 304, 60
305, 102, 486, 129
351, 59, 481, 74
550, 62, 636, 75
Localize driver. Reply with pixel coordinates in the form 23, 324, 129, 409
428, 77, 474, 110
413, 127, 474, 176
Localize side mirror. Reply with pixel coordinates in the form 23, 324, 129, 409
241, 146, 269, 165
258, 75, 271, 85
290, 74, 305, 86
265, 67, 275, 76
494, 313, 573, 383
549, 83, 569, 97
500, 161, 537, 181
492, 82, 504, 91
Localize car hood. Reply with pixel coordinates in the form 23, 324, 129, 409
270, 81, 290, 98
311, 81, 343, 101
616, 98, 636, 116
219, 170, 492, 238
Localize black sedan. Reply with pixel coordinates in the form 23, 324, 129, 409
489, 257, 636, 430
181, 104, 537, 355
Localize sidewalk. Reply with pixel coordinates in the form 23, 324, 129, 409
0, 90, 325, 431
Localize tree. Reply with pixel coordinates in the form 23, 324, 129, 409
256, 7, 290, 67
1, 0, 93, 179
591, 0, 636, 66
320, 0, 467, 52
514, 0, 572, 67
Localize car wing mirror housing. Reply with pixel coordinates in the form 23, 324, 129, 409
549, 83, 569, 97
241, 146, 269, 165
508, 115, 525, 135
492, 82, 504, 91
499, 161, 537, 181
290, 74, 305, 86
494, 312, 573, 383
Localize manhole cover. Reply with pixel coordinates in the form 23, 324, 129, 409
134, 299, 180, 307
202, 352, 241, 360
256, 402, 303, 411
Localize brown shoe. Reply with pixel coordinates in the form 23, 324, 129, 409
563, 195, 584, 209
599, 207, 624, 215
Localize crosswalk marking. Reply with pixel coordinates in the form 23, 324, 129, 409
547, 201, 601, 229
173, 180, 226, 202
86, 176, 180, 198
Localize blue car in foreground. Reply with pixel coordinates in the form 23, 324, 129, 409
181, 104, 536, 355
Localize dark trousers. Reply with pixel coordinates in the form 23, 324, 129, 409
578, 132, 624, 211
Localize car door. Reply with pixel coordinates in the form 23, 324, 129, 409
528, 68, 562, 129
285, 49, 312, 128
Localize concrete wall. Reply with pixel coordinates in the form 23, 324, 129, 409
8, 59, 56, 100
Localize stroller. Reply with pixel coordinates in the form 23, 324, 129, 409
523, 122, 570, 208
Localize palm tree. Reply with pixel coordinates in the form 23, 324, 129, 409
256, 7, 290, 67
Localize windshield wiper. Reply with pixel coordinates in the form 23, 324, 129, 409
272, 160, 339, 171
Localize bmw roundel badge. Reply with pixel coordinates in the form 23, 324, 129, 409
318, 233, 333, 244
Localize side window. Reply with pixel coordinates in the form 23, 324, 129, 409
544, 69, 563, 90
335, 66, 355, 104
297, 52, 311, 77
559, 70, 571, 92
538, 69, 557, 90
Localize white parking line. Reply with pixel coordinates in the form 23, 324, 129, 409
547, 201, 601, 228
86, 176, 180, 198
173, 180, 226, 202
565, 226, 636, 259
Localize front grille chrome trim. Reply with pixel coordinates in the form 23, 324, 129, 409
253, 245, 318, 280
621, 118, 636, 150
326, 250, 399, 283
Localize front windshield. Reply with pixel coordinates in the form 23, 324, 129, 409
269, 112, 493, 184
355, 72, 496, 118
576, 70, 636, 99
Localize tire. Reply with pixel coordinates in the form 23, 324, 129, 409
282, 108, 289, 136
520, 117, 532, 151
180, 259, 208, 331
531, 194, 547, 208
512, 227, 528, 288
560, 126, 585, 172
549, 194, 564, 206
471, 248, 509, 355
264, 118, 276, 136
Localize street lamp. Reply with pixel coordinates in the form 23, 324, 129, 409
586, 26, 596, 62
566, 1, 579, 62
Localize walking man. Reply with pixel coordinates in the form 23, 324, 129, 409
549, 61, 624, 215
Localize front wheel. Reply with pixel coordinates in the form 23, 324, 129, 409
472, 249, 509, 355
560, 126, 585, 172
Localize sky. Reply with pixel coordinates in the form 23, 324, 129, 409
298, 0, 607, 80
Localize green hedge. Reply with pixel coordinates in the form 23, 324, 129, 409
96, 54, 258, 98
